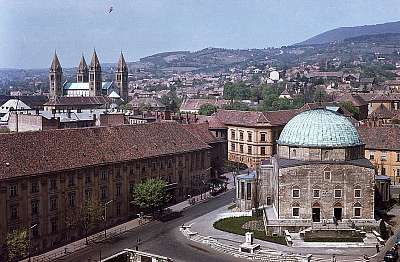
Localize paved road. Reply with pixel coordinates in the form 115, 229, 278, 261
59, 190, 241, 262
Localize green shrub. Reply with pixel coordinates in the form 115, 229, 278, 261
213, 216, 286, 245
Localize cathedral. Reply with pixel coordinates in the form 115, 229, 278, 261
48, 50, 129, 101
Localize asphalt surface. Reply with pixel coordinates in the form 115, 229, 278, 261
59, 190, 242, 262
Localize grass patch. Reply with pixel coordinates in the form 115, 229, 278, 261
304, 237, 363, 242
228, 203, 236, 210
213, 216, 286, 245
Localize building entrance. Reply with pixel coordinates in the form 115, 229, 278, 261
312, 208, 320, 222
334, 208, 342, 221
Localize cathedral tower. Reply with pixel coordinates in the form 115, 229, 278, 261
49, 52, 63, 99
76, 54, 89, 83
89, 50, 102, 96
115, 52, 129, 101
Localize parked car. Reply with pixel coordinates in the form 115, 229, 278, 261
384, 248, 399, 262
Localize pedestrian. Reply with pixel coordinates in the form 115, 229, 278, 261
376, 243, 380, 253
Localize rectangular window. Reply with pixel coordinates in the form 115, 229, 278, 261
260, 147, 266, 155
231, 143, 236, 152
334, 189, 342, 198
85, 189, 92, 202
101, 170, 107, 181
116, 202, 121, 216
50, 197, 57, 211
246, 183, 252, 200
239, 131, 244, 141
85, 174, 91, 184
240, 182, 245, 199
354, 207, 361, 217
239, 144, 244, 153
292, 189, 300, 198
247, 132, 252, 142
101, 187, 107, 200
397, 153, 400, 162
116, 184, 121, 196
260, 133, 266, 142
31, 181, 39, 193
324, 171, 331, 180
50, 179, 57, 190
292, 207, 300, 217
9, 185, 17, 197
68, 175, 75, 187
231, 130, 236, 140
51, 218, 58, 233
313, 189, 320, 198
10, 206, 18, 219
381, 152, 387, 161
247, 145, 252, 155
354, 189, 361, 198
397, 169, 400, 177
382, 167, 386, 176
31, 200, 39, 215
369, 154, 374, 160
68, 193, 75, 208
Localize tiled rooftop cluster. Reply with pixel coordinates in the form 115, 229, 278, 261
277, 109, 363, 148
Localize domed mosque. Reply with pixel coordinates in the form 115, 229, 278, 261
236, 109, 380, 233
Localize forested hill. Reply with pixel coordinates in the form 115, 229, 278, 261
297, 20, 400, 46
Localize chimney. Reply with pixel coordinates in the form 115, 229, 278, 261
186, 112, 189, 123
67, 109, 71, 118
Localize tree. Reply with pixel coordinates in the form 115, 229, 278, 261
222, 102, 253, 111
119, 103, 133, 112
79, 201, 103, 245
132, 179, 170, 215
340, 101, 360, 119
198, 103, 218, 116
6, 228, 29, 262
160, 92, 181, 113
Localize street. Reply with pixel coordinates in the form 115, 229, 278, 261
59, 190, 242, 262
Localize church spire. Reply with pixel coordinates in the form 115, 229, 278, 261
77, 54, 89, 83
50, 51, 62, 72
49, 51, 63, 99
78, 54, 88, 71
89, 49, 102, 96
90, 49, 101, 70
115, 51, 128, 101
117, 51, 127, 72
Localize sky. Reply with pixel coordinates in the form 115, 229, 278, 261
1, 0, 400, 69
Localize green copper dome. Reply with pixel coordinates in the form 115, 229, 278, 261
277, 109, 363, 148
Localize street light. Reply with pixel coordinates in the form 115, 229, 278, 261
103, 200, 113, 238
28, 224, 37, 262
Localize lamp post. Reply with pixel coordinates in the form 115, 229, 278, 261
103, 200, 113, 238
28, 224, 37, 262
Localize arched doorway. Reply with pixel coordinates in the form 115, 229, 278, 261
333, 202, 343, 221
312, 202, 321, 222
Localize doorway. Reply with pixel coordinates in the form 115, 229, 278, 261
334, 208, 342, 221
312, 208, 320, 222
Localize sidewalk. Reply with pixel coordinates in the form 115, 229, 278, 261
25, 172, 236, 262
23, 217, 149, 262
185, 204, 377, 261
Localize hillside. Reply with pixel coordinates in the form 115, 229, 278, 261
297, 20, 400, 46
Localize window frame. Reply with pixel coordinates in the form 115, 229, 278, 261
354, 189, 361, 198
334, 189, 342, 198
292, 188, 300, 198
292, 207, 300, 218
354, 207, 362, 217
313, 189, 320, 198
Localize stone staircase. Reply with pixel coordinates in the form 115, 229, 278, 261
180, 228, 310, 262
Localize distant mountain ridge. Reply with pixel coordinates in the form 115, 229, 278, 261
297, 20, 400, 46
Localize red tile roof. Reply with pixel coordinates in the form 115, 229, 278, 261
44, 96, 112, 106
368, 104, 396, 119
183, 123, 219, 144
0, 122, 210, 179
214, 109, 299, 127
180, 99, 229, 111
358, 126, 400, 151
